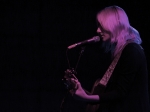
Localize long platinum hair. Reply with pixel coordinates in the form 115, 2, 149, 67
97, 5, 142, 57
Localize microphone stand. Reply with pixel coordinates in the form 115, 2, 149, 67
59, 46, 86, 112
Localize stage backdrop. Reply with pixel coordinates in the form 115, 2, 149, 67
1, 0, 150, 112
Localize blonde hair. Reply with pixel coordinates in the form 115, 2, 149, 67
97, 5, 142, 57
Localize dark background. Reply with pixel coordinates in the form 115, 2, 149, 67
0, 0, 150, 112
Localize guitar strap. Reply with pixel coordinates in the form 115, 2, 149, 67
92, 41, 133, 91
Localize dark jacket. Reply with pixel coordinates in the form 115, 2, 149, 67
87, 43, 150, 112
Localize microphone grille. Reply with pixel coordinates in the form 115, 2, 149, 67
93, 36, 100, 42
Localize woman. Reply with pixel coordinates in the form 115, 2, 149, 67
67, 5, 150, 112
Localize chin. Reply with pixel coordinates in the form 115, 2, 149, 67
102, 38, 107, 41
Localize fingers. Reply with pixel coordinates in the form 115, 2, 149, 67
70, 78, 80, 85
69, 79, 77, 96
71, 78, 82, 91
70, 78, 77, 89
71, 74, 78, 80
69, 89, 75, 96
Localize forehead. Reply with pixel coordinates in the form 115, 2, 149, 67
96, 13, 101, 22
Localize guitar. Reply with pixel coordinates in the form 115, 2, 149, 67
85, 79, 106, 112
62, 69, 107, 112
60, 68, 78, 112
62, 68, 78, 91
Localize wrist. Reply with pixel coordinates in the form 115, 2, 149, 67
85, 95, 100, 102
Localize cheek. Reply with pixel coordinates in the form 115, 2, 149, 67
106, 34, 111, 39
104, 34, 111, 40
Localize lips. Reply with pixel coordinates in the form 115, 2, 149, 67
98, 33, 104, 37
99, 34, 104, 38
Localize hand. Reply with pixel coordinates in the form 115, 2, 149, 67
69, 79, 88, 101
63, 69, 78, 90
70, 79, 100, 102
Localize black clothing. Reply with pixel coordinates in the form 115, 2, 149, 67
87, 43, 150, 112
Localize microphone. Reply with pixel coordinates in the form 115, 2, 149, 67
67, 36, 100, 49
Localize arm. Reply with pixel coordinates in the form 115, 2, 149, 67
70, 78, 100, 102
72, 44, 143, 103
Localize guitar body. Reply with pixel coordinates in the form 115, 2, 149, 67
86, 79, 107, 112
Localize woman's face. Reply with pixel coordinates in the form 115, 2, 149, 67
96, 24, 111, 42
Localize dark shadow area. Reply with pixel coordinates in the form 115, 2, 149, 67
0, 0, 150, 111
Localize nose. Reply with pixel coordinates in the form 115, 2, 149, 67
97, 27, 101, 33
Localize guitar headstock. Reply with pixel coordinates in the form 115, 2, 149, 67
62, 68, 78, 90
64, 68, 77, 79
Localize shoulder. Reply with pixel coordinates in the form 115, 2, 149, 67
125, 43, 142, 49
123, 43, 144, 54
122, 43, 146, 60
